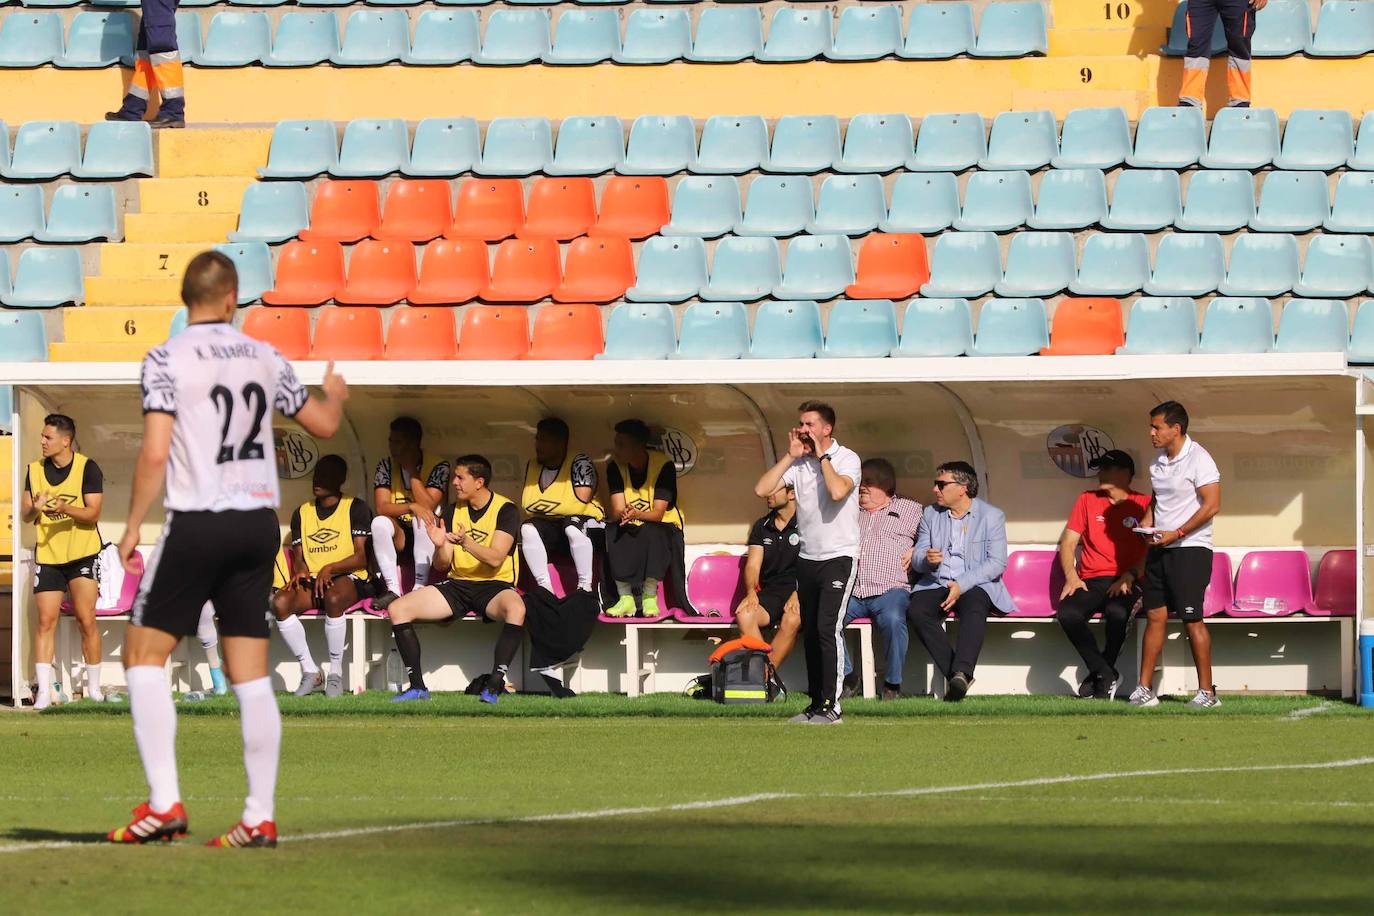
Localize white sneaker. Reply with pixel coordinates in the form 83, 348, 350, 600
1128, 685, 1159, 707
32, 693, 52, 711
1186, 688, 1221, 709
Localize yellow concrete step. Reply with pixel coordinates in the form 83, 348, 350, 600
98, 243, 206, 280
1048, 28, 1165, 57
1010, 88, 1152, 119
124, 212, 238, 244
49, 341, 157, 362
85, 275, 183, 307
62, 306, 181, 344
157, 128, 273, 179
1013, 55, 1149, 92
0, 436, 11, 487
137, 177, 254, 215
1050, 0, 1174, 31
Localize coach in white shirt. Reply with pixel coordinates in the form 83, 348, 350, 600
1129, 401, 1222, 709
754, 401, 861, 725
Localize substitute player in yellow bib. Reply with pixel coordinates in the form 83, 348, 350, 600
23, 414, 107, 708
386, 455, 526, 705
520, 417, 605, 597
370, 416, 450, 611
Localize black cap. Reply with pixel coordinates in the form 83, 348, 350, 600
1089, 449, 1134, 476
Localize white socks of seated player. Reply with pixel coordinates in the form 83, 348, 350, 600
520, 523, 596, 593
85, 664, 104, 702
34, 662, 53, 707
372, 517, 436, 595
127, 665, 181, 812
198, 602, 221, 670
276, 615, 318, 674
232, 676, 279, 825
324, 616, 346, 672
566, 526, 595, 592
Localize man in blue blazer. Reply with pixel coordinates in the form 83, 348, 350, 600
908, 461, 1017, 700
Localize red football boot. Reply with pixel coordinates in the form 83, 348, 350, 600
206, 820, 278, 848
107, 802, 189, 844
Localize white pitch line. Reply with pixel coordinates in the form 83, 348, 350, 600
1287, 702, 1335, 719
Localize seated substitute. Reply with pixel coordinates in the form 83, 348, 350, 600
908, 461, 1017, 701
520, 417, 606, 597
1056, 449, 1150, 701
734, 483, 801, 667
841, 458, 922, 702
387, 454, 526, 705
371, 416, 450, 611
271, 455, 373, 699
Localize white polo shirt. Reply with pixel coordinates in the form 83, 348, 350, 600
783, 439, 861, 561
1149, 436, 1221, 549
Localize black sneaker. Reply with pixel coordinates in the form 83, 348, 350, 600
151, 111, 186, 129
880, 683, 901, 702
804, 700, 842, 725
105, 111, 142, 123
944, 672, 973, 702
787, 703, 819, 724
1093, 670, 1122, 701
839, 672, 861, 700
1077, 675, 1099, 699
372, 590, 400, 612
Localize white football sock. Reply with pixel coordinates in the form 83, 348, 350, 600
197, 603, 221, 668
276, 615, 318, 674
34, 663, 53, 704
127, 665, 180, 812
520, 524, 553, 590
232, 676, 280, 825
85, 664, 104, 702
324, 616, 347, 672
371, 516, 401, 595
412, 520, 435, 589
566, 525, 595, 591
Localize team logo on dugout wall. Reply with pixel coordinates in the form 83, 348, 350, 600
274, 428, 320, 480
656, 427, 697, 476
1046, 425, 1113, 479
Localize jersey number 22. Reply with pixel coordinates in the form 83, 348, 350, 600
211, 382, 268, 465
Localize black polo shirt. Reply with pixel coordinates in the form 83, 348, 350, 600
747, 510, 801, 592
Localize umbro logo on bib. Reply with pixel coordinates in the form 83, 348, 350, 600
469, 530, 489, 544
308, 529, 339, 545
527, 498, 561, 515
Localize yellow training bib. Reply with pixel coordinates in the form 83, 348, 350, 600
614, 453, 683, 530
521, 457, 604, 522
447, 493, 519, 585
299, 497, 368, 580
383, 455, 447, 524
29, 453, 101, 566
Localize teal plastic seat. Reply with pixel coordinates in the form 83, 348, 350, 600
1052, 107, 1130, 169
614, 9, 691, 64
921, 231, 1001, 298
675, 301, 750, 359
908, 113, 985, 172
0, 13, 64, 67
969, 298, 1049, 356
701, 236, 781, 302
1325, 173, 1374, 233
600, 303, 676, 359
775, 235, 854, 300
1275, 110, 1353, 170
1161, 0, 1227, 55
1295, 235, 1374, 298
404, 117, 480, 176
618, 115, 696, 175
750, 300, 823, 358
979, 110, 1056, 171
1, 247, 84, 308
1116, 297, 1198, 354
1103, 169, 1181, 231
899, 3, 974, 59
995, 232, 1075, 297
1070, 233, 1150, 296
35, 184, 119, 242
0, 313, 47, 360
213, 242, 274, 304
894, 298, 973, 356
546, 9, 620, 64
1029, 168, 1107, 230
477, 117, 552, 176
881, 172, 959, 234
332, 118, 409, 177
687, 8, 762, 63
811, 175, 885, 235
168, 309, 188, 338
971, 1, 1047, 57
626, 236, 708, 302
1197, 298, 1275, 353
402, 10, 479, 65
1219, 234, 1300, 297
547, 116, 624, 175
1128, 106, 1205, 169
3, 120, 80, 179
1252, 0, 1310, 57
1176, 170, 1255, 232
1350, 112, 1374, 170
473, 9, 550, 65
263, 13, 341, 68
758, 7, 832, 62
1347, 300, 1374, 362
199, 12, 272, 67
259, 120, 337, 179
0, 185, 44, 242
820, 298, 898, 357
663, 176, 740, 238
826, 5, 901, 61
55, 12, 133, 68
693, 115, 769, 175
175, 12, 203, 65
1308, 1, 1374, 57
332, 10, 408, 65
837, 113, 914, 174
767, 115, 841, 174
1250, 171, 1329, 232
74, 120, 153, 179
1144, 233, 1225, 296
225, 0, 286, 7
954, 171, 1033, 232
230, 181, 310, 243
1275, 299, 1350, 353
1200, 108, 1280, 169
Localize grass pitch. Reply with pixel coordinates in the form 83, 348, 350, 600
4, 694, 1374, 914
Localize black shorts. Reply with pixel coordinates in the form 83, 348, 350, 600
34, 554, 99, 593
434, 578, 516, 621
280, 573, 377, 604
757, 583, 795, 627
133, 508, 280, 639
1142, 546, 1212, 622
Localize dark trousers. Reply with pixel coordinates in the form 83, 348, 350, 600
1182, 0, 1255, 106
908, 585, 997, 680
1055, 576, 1138, 680
795, 555, 855, 709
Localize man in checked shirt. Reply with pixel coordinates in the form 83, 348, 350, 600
840, 459, 922, 701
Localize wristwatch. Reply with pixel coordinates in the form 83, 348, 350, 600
819, 453, 832, 463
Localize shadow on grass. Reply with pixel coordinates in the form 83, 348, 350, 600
4, 827, 106, 844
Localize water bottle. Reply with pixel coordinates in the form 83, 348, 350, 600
386, 649, 402, 693
1360, 619, 1374, 708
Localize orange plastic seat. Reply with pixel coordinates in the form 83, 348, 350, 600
1041, 297, 1125, 355
375, 180, 453, 243
590, 176, 669, 240
335, 240, 418, 306
261, 240, 346, 306
447, 179, 524, 242
409, 238, 488, 305
553, 236, 635, 303
298, 181, 381, 244
310, 307, 385, 361
241, 307, 311, 360
457, 305, 530, 360
845, 233, 930, 299
517, 177, 597, 241
385, 307, 459, 360
481, 238, 561, 303
527, 304, 605, 360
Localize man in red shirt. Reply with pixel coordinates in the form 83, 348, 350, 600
1055, 450, 1151, 700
